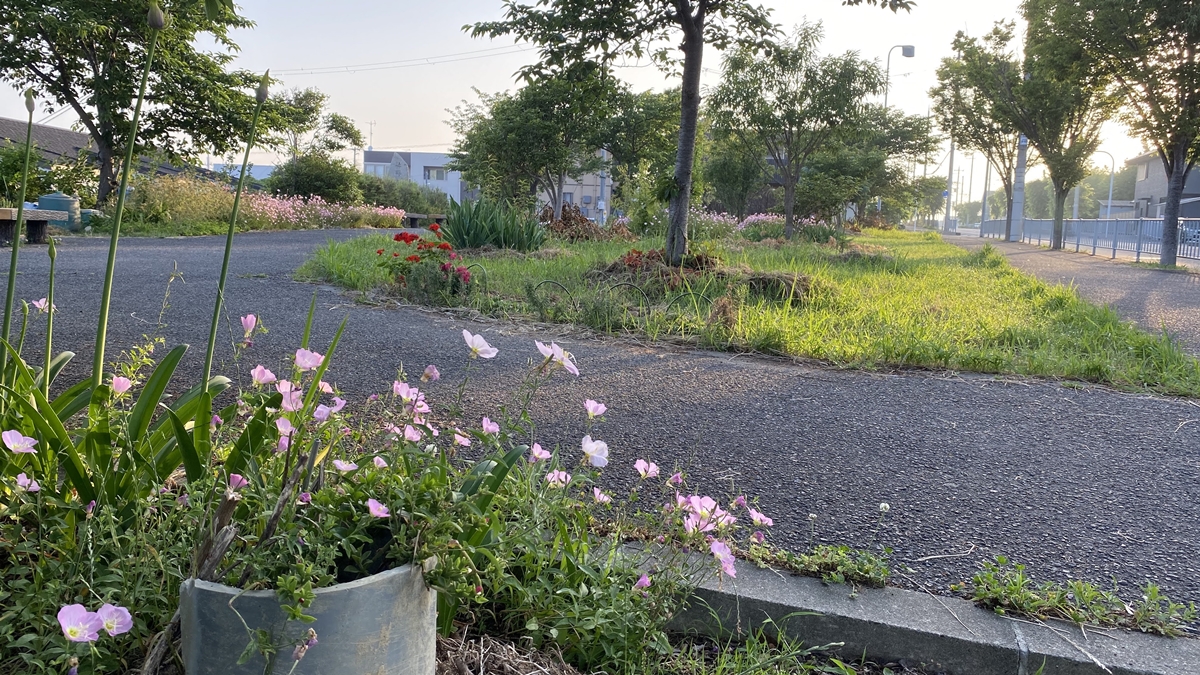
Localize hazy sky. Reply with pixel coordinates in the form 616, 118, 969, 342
1, 0, 1145, 196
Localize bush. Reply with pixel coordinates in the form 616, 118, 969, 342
735, 213, 785, 241
443, 198, 545, 252
687, 208, 738, 241
358, 174, 449, 217
266, 151, 363, 204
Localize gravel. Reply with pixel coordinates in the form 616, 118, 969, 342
7, 230, 1200, 608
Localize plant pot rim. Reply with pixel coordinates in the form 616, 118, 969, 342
184, 562, 420, 600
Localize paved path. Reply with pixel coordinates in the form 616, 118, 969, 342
950, 235, 1200, 355
5, 231, 1200, 609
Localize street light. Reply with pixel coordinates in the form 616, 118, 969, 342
1094, 150, 1116, 221
884, 45, 915, 110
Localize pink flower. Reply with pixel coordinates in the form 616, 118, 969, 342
421, 365, 440, 382
276, 418, 295, 436
536, 341, 579, 375
16, 472, 39, 492
251, 365, 276, 385
634, 459, 659, 479
111, 377, 132, 395
584, 399, 607, 419
373, 456, 388, 468
276, 436, 290, 453
229, 474, 248, 490
367, 498, 390, 518
177, 493, 189, 507
545, 470, 571, 488
593, 487, 612, 504
481, 417, 499, 435
333, 459, 357, 472
211, 415, 223, 428
276, 380, 302, 412
240, 314, 257, 337
668, 472, 683, 486
752, 531, 765, 544
528, 443, 551, 462
3, 430, 36, 454
453, 430, 471, 447
58, 605, 102, 642
330, 397, 346, 413
732, 495, 747, 509
463, 330, 498, 359
318, 380, 334, 394
404, 425, 422, 442
634, 574, 651, 589
581, 435, 608, 468
32, 297, 55, 313
313, 404, 332, 421
748, 507, 773, 527
294, 348, 324, 371
710, 541, 737, 578
97, 604, 133, 636
298, 492, 311, 504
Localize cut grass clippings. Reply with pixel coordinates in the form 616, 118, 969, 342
296, 230, 1200, 398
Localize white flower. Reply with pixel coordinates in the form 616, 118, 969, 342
581, 435, 609, 468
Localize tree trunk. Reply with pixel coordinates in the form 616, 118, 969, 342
1002, 180, 1014, 241
553, 170, 566, 220
1051, 185, 1068, 250
665, 11, 706, 266
96, 143, 116, 204
1159, 142, 1192, 267
783, 178, 796, 239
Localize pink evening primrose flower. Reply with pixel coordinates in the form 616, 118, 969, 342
333, 459, 358, 472
481, 417, 499, 435
313, 404, 332, 421
404, 425, 422, 442
3, 430, 36, 454
240, 314, 257, 337
593, 487, 612, 504
634, 459, 659, 479
330, 396, 347, 413
229, 474, 248, 490
732, 495, 747, 509
545, 470, 571, 488
584, 399, 607, 419
536, 341, 579, 376
710, 541, 737, 578
16, 472, 40, 492
529, 443, 551, 462
421, 364, 440, 382
367, 498, 390, 518
318, 380, 334, 394
32, 297, 55, 313
581, 435, 609, 468
373, 456, 389, 468
251, 365, 276, 385
298, 492, 312, 504
463, 330, 498, 359
111, 377, 132, 395
295, 348, 324, 371
276, 418, 295, 437
752, 531, 766, 544
58, 605, 103, 642
748, 507, 774, 527
634, 574, 651, 589
454, 431, 471, 447
668, 472, 683, 486
97, 604, 133, 636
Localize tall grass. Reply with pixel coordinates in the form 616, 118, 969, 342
298, 230, 1200, 397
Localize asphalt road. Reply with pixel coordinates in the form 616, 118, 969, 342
5, 230, 1200, 610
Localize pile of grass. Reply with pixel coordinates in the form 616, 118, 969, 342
296, 230, 1200, 397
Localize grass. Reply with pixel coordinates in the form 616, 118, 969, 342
296, 230, 1200, 398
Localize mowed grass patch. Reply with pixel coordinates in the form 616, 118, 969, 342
296, 230, 1200, 397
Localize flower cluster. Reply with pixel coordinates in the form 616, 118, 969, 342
242, 192, 405, 230
57, 603, 132, 643
376, 230, 471, 292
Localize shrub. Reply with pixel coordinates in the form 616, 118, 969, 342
736, 213, 785, 241
266, 151, 363, 204
443, 198, 545, 252
358, 174, 449, 217
687, 208, 738, 241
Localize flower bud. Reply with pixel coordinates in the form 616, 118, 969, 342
147, 2, 166, 30
256, 70, 270, 104
47, 236, 56, 261
24, 89, 35, 114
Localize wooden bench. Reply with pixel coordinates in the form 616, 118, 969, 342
404, 213, 447, 229
0, 207, 67, 245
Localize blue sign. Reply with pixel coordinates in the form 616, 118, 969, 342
943, 190, 949, 197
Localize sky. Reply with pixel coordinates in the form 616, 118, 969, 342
1, 0, 1146, 204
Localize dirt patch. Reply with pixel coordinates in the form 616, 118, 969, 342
541, 204, 636, 242
437, 633, 583, 675
834, 242, 894, 263
743, 271, 812, 302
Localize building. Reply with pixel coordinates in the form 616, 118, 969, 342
1127, 151, 1200, 218
362, 150, 465, 202
548, 170, 612, 221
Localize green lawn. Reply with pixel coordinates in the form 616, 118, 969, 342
297, 229, 1200, 397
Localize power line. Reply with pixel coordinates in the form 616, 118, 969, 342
274, 45, 537, 76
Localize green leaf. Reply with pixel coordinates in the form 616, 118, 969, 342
1, 384, 93, 502
166, 407, 202, 482
128, 344, 188, 444
33, 350, 74, 391
224, 395, 279, 478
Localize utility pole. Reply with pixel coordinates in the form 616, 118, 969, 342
944, 136, 955, 232
1072, 185, 1080, 219
368, 121, 376, 150
1010, 134, 1029, 241
966, 154, 975, 227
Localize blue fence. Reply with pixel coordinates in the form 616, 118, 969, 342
979, 218, 1200, 261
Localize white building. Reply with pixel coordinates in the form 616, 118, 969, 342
362, 150, 465, 202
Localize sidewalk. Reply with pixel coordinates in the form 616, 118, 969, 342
949, 234, 1200, 355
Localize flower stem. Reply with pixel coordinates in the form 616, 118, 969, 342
43, 237, 56, 400
90, 29, 159, 391
201, 96, 265, 392
1, 101, 36, 377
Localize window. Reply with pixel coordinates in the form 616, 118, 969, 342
423, 167, 447, 181
1136, 163, 1148, 182
563, 192, 574, 205
581, 206, 589, 217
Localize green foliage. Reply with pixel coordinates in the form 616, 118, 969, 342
266, 152, 363, 204
616, 164, 669, 236
0, 143, 98, 208
603, 88, 681, 202
966, 557, 1197, 637
271, 87, 364, 155
358, 174, 449, 216
704, 134, 766, 219
443, 198, 546, 252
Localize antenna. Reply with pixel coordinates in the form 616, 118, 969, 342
368, 121, 376, 149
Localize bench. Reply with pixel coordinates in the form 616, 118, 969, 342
404, 213, 447, 229
0, 207, 67, 245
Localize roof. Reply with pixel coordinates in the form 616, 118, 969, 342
364, 150, 400, 164
0, 116, 94, 161
1125, 150, 1159, 167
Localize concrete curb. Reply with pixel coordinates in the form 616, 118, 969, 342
670, 563, 1200, 675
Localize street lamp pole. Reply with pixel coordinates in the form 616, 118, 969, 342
884, 45, 915, 110
1094, 150, 1116, 221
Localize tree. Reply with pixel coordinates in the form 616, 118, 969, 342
932, 26, 1033, 240
602, 88, 681, 201
273, 88, 365, 158
358, 174, 449, 215
1050, 0, 1200, 265
963, 11, 1114, 250
708, 23, 883, 238
0, 0, 293, 203
471, 0, 914, 265
449, 67, 616, 217
704, 132, 766, 219
827, 106, 939, 223
266, 152, 362, 204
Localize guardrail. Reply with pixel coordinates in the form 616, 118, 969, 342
979, 218, 1200, 261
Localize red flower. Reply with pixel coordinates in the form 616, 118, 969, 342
406, 254, 421, 262
394, 232, 419, 245
393, 252, 400, 257
456, 266, 471, 283
376, 249, 384, 255
437, 242, 452, 250
429, 224, 441, 232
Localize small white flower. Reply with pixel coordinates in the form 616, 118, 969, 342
879, 502, 890, 514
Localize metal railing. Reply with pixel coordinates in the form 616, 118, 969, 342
979, 218, 1200, 261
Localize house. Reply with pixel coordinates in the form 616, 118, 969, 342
546, 169, 612, 221
362, 150, 464, 202
1127, 151, 1200, 218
